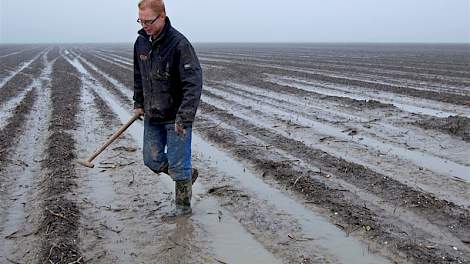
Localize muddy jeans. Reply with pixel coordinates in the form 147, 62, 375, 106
143, 117, 192, 181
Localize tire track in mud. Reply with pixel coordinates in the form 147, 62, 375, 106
0, 47, 43, 78
0, 49, 46, 89
0, 51, 46, 107
66, 55, 393, 264
203, 63, 470, 166
78, 56, 133, 106
77, 49, 441, 123
94, 51, 133, 66
214, 69, 470, 151
203, 82, 470, 184
46, 47, 61, 62
191, 133, 394, 264
198, 52, 470, 88
84, 47, 434, 262
68, 56, 282, 264
0, 53, 52, 130
93, 52, 133, 69
203, 86, 469, 198
76, 45, 466, 262
198, 54, 470, 95
209, 77, 470, 165
202, 62, 470, 119
197, 45, 470, 76
198, 90, 470, 231
37, 56, 83, 263
200, 59, 470, 107
0, 90, 39, 263
79, 51, 133, 90
0, 89, 37, 173
0, 46, 30, 57
264, 75, 470, 118
197, 52, 470, 77
196, 102, 470, 263
74, 68, 210, 263
0, 55, 54, 263
414, 116, 470, 143
200, 86, 470, 207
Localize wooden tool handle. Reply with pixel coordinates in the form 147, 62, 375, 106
85, 113, 140, 164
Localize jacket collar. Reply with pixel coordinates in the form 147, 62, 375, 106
138, 16, 172, 44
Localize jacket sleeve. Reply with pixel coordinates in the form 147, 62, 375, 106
133, 41, 144, 109
175, 40, 202, 124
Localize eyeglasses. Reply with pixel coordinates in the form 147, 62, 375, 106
137, 15, 160, 26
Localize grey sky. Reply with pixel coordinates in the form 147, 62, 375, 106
1, 0, 469, 43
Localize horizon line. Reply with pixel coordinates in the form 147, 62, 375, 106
1, 41, 469, 45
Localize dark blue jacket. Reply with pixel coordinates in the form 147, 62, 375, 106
133, 17, 202, 124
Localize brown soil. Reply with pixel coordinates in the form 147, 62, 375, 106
2, 44, 469, 264
415, 116, 470, 142
0, 89, 37, 170
38, 56, 83, 264
0, 55, 43, 105
196, 102, 470, 263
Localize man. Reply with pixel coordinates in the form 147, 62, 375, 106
133, 0, 202, 217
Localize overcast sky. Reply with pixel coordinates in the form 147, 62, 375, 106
1, 0, 469, 43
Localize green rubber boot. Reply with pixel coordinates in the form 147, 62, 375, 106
162, 180, 192, 220
175, 179, 192, 215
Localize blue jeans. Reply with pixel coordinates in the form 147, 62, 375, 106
143, 117, 192, 181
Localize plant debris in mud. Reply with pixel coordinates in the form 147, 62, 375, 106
0, 89, 37, 171
39, 57, 84, 264
414, 115, 470, 142
197, 102, 470, 264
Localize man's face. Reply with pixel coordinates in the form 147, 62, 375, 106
138, 8, 165, 37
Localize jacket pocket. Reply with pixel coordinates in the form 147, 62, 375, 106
148, 67, 175, 119
151, 60, 171, 81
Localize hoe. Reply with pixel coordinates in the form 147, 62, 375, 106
77, 113, 141, 168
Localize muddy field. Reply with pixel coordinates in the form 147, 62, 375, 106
0, 43, 469, 264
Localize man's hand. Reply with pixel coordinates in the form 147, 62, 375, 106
134, 108, 145, 117
175, 122, 186, 136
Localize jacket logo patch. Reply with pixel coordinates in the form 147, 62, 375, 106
139, 54, 149, 60
183, 64, 192, 70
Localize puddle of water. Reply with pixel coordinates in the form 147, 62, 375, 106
0, 49, 29, 58
77, 57, 133, 98
267, 75, 470, 118
208, 80, 470, 170
91, 53, 132, 70
203, 53, 470, 95
192, 135, 391, 264
205, 84, 470, 182
77, 86, 121, 203
0, 49, 46, 89
75, 80, 135, 264
212, 79, 368, 123
157, 169, 282, 264
0, 87, 34, 129
68, 56, 281, 263
0, 53, 53, 258
94, 51, 133, 66
198, 57, 234, 63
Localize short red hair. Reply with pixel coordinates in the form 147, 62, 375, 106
138, 0, 166, 14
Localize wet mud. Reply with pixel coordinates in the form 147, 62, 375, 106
200, 57, 470, 107
0, 52, 44, 104
38, 56, 83, 263
196, 102, 470, 263
1, 44, 469, 264
415, 116, 470, 142
0, 89, 37, 170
